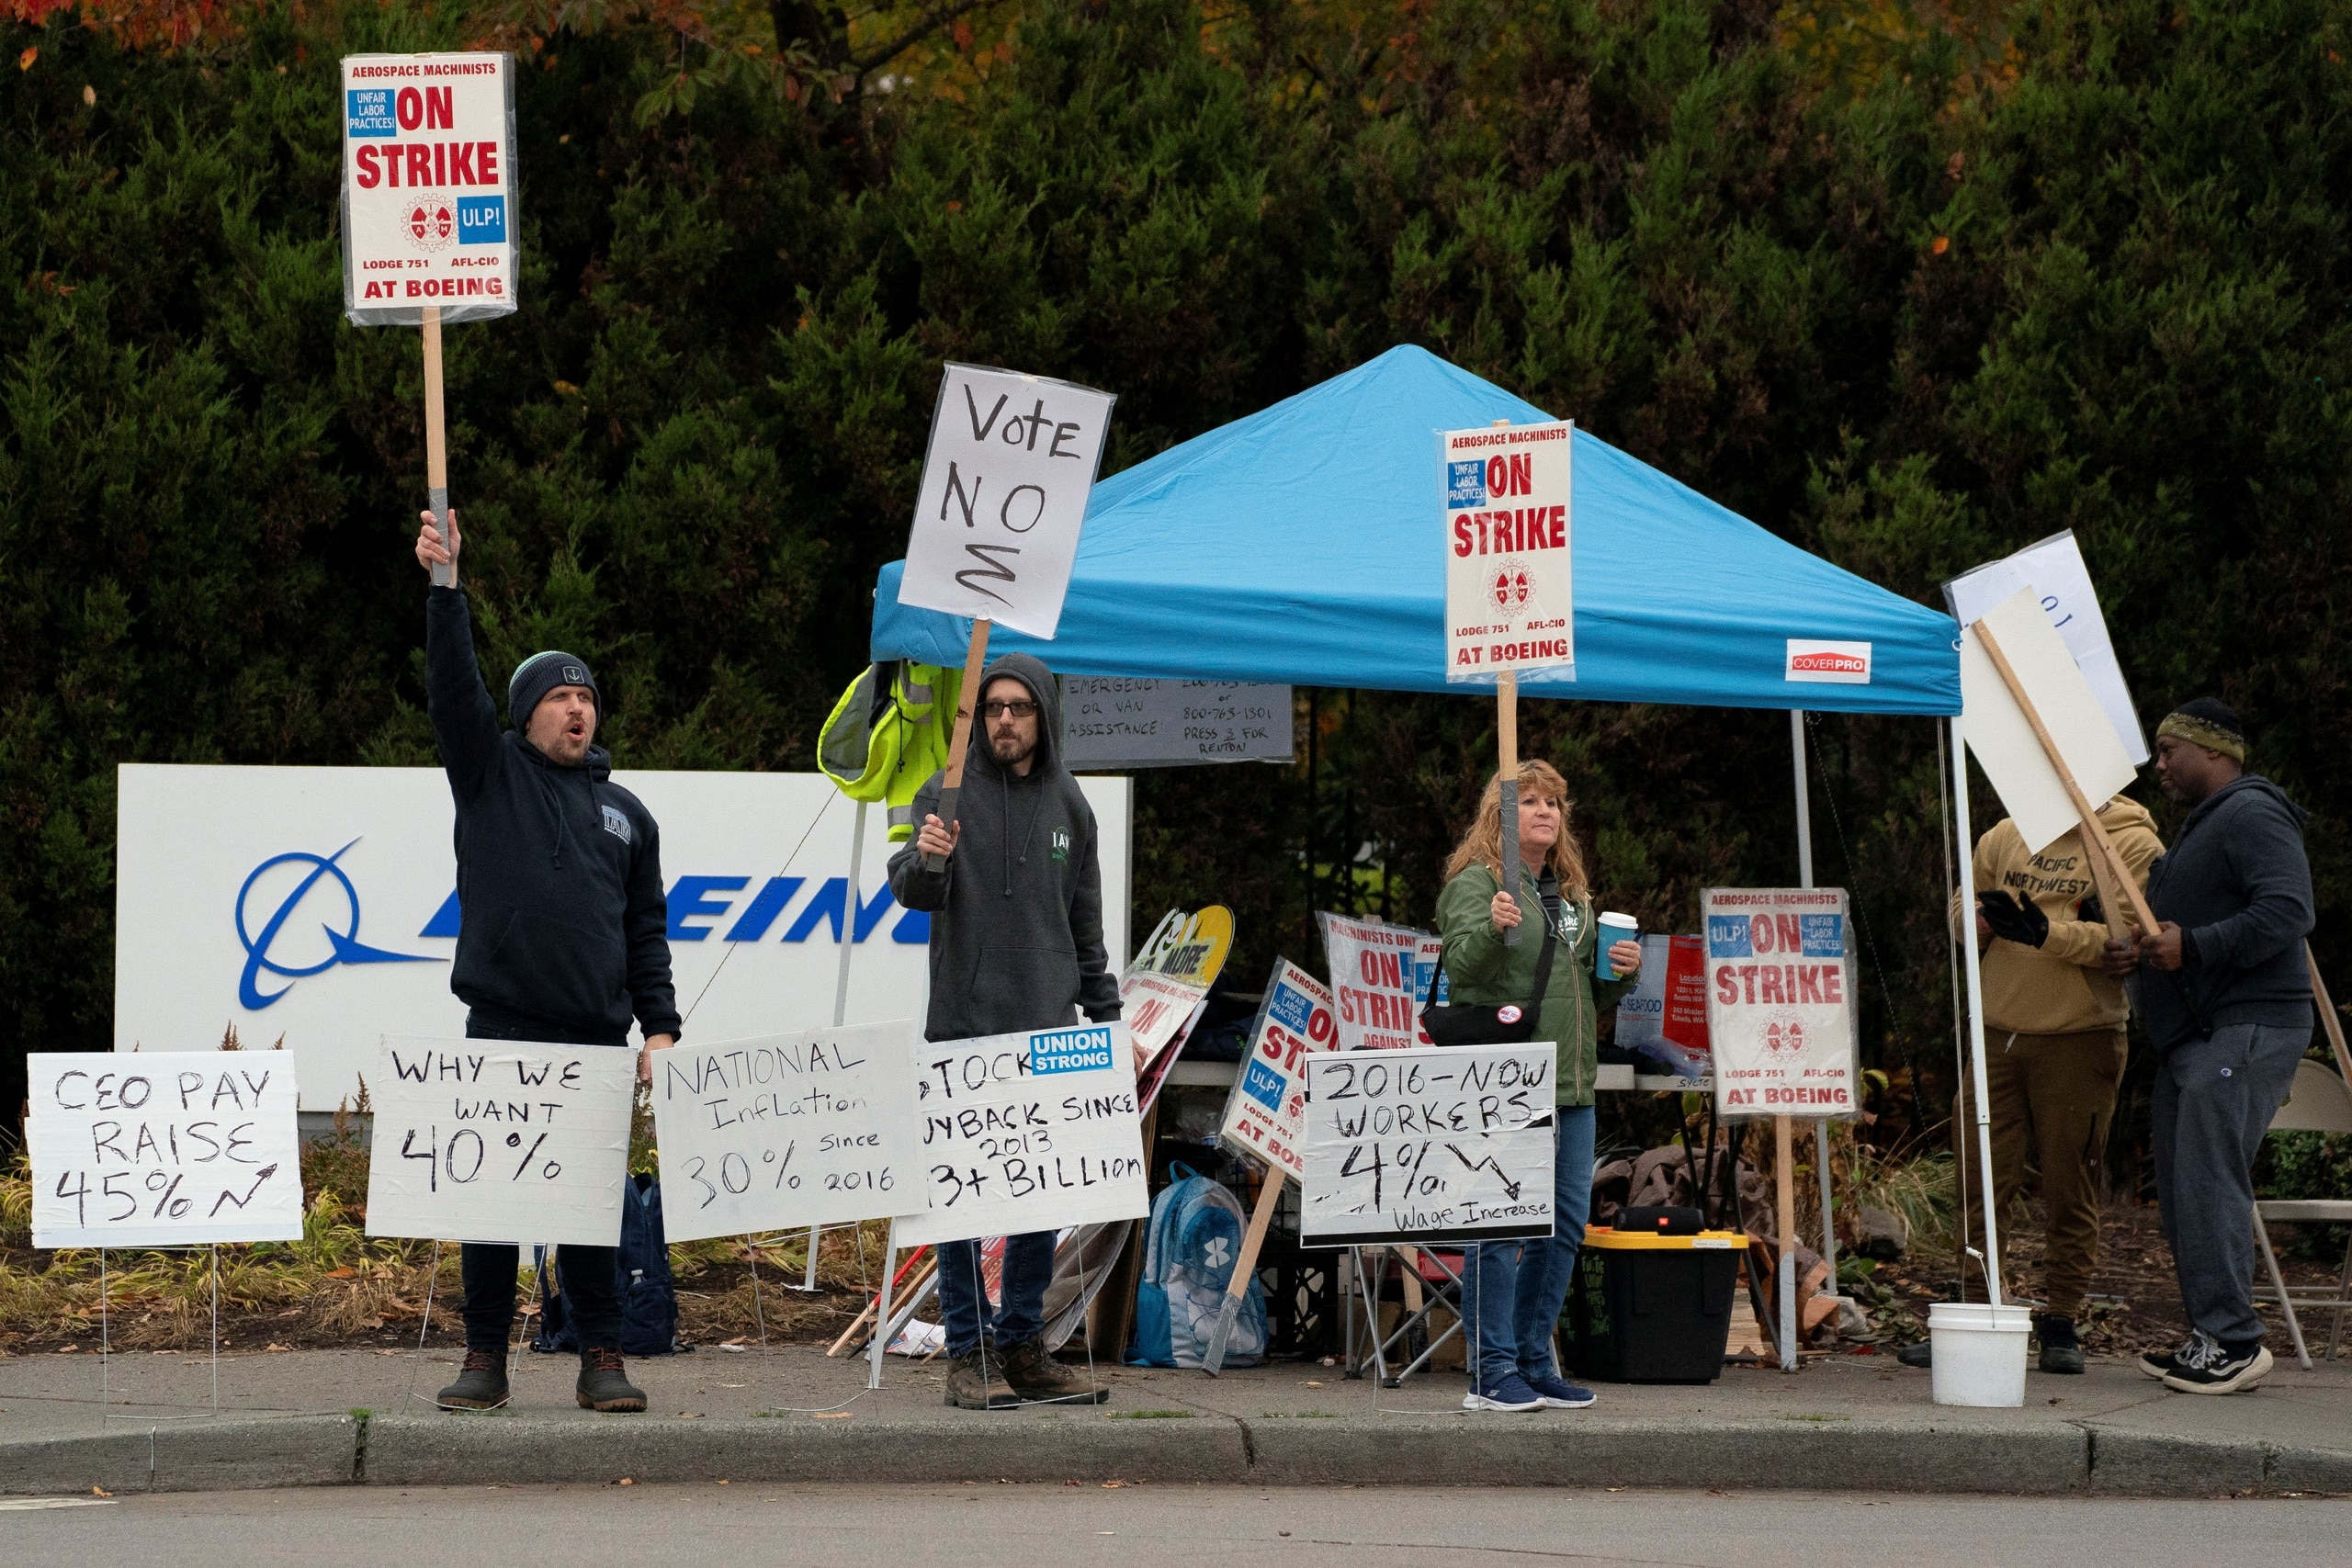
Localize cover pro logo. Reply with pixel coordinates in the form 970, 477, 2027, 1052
1783, 639, 1872, 685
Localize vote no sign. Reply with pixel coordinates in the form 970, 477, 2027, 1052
340, 53, 518, 325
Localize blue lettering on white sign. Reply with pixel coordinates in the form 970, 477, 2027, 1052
1242, 1057, 1285, 1112
1447, 458, 1487, 509
1800, 914, 1845, 958
345, 88, 395, 137
1706, 914, 1753, 959
1030, 1026, 1114, 1077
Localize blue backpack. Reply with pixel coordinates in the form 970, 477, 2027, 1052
534, 1173, 678, 1357
1126, 1164, 1268, 1369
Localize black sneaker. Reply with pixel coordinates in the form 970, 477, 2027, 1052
435, 1348, 509, 1410
2033, 1314, 2085, 1375
576, 1347, 647, 1412
1895, 1340, 1933, 1368
2163, 1338, 2273, 1395
2140, 1336, 2195, 1380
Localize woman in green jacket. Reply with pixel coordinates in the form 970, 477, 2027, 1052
1434, 760, 1641, 1412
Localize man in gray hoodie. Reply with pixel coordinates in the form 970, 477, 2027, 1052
888, 652, 1121, 1409
2105, 698, 2313, 1395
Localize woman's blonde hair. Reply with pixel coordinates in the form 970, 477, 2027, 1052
1443, 761, 1589, 896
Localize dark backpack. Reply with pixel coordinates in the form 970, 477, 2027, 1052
534, 1173, 679, 1357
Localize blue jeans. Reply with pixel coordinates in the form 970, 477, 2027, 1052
1459, 1106, 1595, 1389
933, 1231, 1057, 1358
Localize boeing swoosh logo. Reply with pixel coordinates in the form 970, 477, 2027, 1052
236, 840, 439, 1010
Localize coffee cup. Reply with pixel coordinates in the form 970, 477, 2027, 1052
1596, 911, 1639, 979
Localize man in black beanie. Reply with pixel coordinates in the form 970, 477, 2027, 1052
2104, 697, 2312, 1394
414, 510, 681, 1414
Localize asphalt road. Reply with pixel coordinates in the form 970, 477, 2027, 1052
3, 1484, 2346, 1567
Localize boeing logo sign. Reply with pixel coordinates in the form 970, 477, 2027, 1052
236, 840, 436, 1010
121, 765, 1132, 1110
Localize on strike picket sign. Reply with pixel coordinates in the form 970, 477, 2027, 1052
1441, 420, 1575, 681
898, 365, 1114, 639
365, 1037, 634, 1247
30, 1053, 304, 1248
895, 1021, 1151, 1247
1702, 889, 1860, 1118
1300, 1043, 1555, 1247
1217, 958, 1340, 1179
1318, 911, 1442, 1052
340, 53, 518, 324
650, 1021, 923, 1245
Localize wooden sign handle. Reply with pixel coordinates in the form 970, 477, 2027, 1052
1201, 1167, 1285, 1375
2310, 943, 2352, 1087
422, 306, 455, 589
1497, 669, 1522, 946
1973, 623, 2156, 932
924, 617, 993, 874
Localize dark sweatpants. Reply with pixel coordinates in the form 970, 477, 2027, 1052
458, 1009, 626, 1355
2151, 1021, 2311, 1347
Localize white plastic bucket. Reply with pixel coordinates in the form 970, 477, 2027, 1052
1927, 1302, 2030, 1407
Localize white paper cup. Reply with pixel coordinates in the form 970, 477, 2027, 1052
1596, 911, 1639, 979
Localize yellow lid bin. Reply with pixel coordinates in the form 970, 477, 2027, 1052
1564, 1226, 1746, 1382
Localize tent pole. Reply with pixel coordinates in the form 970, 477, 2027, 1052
1949, 714, 2005, 1307
798, 796, 873, 1290
1792, 712, 1838, 1305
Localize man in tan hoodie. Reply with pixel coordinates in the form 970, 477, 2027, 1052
1917, 795, 2163, 1374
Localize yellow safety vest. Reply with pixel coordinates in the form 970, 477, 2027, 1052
817, 661, 962, 841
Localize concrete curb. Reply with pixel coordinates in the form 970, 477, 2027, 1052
3, 1411, 2345, 1497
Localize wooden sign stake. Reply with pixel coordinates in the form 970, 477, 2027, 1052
1201, 1167, 1285, 1375
422, 306, 455, 588
1490, 420, 1523, 945
2309, 943, 2352, 1087
923, 617, 995, 873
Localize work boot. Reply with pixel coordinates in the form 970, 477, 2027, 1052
2033, 1314, 2085, 1375
435, 1348, 509, 1411
575, 1347, 646, 1413
944, 1348, 1021, 1410
999, 1337, 1110, 1405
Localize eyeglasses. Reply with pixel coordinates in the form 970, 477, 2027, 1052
981, 699, 1039, 719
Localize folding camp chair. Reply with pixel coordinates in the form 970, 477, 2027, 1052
1342, 1246, 1465, 1388
2252, 1058, 2352, 1370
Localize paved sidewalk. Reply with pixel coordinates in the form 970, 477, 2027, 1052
2, 1344, 2346, 1496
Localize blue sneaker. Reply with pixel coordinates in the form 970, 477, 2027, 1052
1462, 1372, 1544, 1412
1521, 1370, 1597, 1409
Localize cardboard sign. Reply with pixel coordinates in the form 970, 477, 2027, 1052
364, 1037, 634, 1247
28, 1053, 304, 1248
1318, 912, 1441, 1052
898, 365, 1114, 640
1945, 530, 2146, 765
340, 53, 517, 325
650, 1021, 923, 1245
1960, 588, 2138, 853
1121, 905, 1234, 1073
894, 1021, 1152, 1247
1703, 890, 1860, 1118
1614, 934, 1712, 1079
1061, 679, 1294, 768
1217, 959, 1339, 1179
1300, 1044, 1555, 1247
1442, 420, 1575, 682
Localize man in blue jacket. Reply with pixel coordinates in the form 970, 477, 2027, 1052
415, 511, 680, 1415
2105, 699, 2313, 1395
888, 653, 1121, 1410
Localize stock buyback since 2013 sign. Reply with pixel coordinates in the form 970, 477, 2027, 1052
894, 1022, 1152, 1248
340, 52, 518, 324
1441, 420, 1576, 682
1702, 889, 1860, 1119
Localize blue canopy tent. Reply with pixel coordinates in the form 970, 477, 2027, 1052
869, 345, 2018, 1367
870, 345, 1960, 716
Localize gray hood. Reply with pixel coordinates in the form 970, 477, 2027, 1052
965, 651, 1062, 783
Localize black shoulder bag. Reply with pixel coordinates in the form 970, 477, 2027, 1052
1419, 882, 1559, 1046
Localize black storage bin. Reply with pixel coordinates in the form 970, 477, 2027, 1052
1562, 1228, 1742, 1383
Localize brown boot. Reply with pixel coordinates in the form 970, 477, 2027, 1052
999, 1338, 1108, 1405
944, 1348, 1021, 1410
575, 1347, 647, 1413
